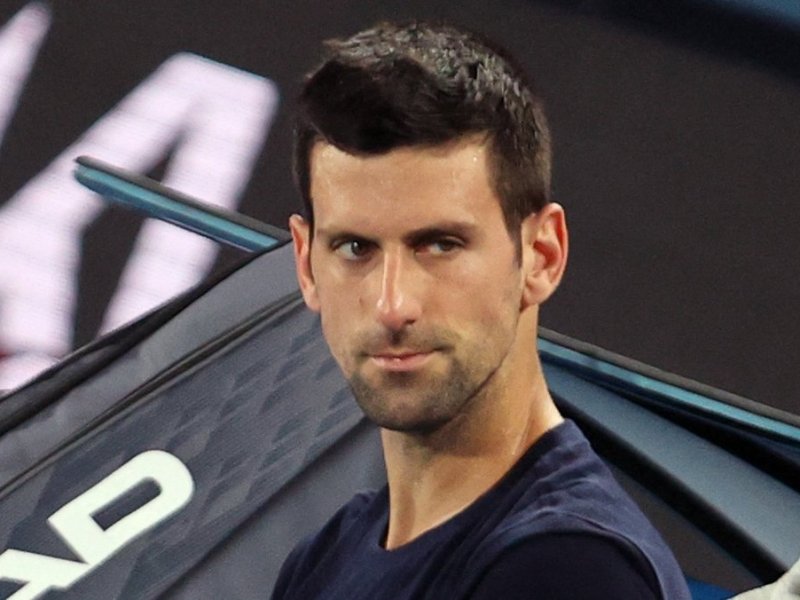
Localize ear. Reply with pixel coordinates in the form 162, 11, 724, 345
289, 214, 321, 312
519, 203, 568, 308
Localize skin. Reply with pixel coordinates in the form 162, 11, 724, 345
290, 137, 568, 549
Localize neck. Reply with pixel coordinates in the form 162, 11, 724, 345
380, 317, 562, 550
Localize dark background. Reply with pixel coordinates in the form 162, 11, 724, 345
0, 0, 798, 414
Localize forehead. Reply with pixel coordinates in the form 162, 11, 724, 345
308, 139, 504, 233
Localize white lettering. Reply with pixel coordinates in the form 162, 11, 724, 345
0, 2, 51, 147
0, 53, 278, 390
0, 551, 88, 599
49, 450, 194, 566
0, 450, 194, 599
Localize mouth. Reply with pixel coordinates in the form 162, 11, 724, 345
367, 349, 437, 372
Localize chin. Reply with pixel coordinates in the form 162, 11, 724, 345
347, 365, 483, 435
359, 393, 468, 435
367, 411, 451, 435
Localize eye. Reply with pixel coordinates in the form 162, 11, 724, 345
332, 238, 374, 261
418, 238, 463, 256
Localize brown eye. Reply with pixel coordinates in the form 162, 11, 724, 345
418, 238, 462, 256
334, 238, 374, 260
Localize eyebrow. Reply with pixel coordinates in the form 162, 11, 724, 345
314, 227, 372, 244
402, 222, 478, 246
315, 221, 478, 245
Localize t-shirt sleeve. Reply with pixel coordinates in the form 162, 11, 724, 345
270, 542, 305, 600
468, 532, 661, 599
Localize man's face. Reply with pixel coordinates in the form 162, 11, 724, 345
291, 139, 530, 434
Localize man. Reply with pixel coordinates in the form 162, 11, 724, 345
274, 21, 691, 599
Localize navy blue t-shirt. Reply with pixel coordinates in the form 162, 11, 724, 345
271, 420, 691, 599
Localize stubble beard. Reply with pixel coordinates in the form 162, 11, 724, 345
333, 285, 522, 436
346, 339, 504, 435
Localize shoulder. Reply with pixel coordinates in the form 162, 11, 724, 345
271, 490, 382, 599
460, 422, 689, 598
468, 532, 661, 599
285, 489, 379, 561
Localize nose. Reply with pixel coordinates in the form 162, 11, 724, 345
373, 250, 422, 331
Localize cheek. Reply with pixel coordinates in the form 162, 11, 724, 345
318, 301, 343, 343
447, 262, 522, 323
318, 302, 357, 370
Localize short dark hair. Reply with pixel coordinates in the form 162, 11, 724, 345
293, 21, 552, 236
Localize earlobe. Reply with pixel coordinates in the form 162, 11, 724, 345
520, 203, 568, 308
289, 214, 321, 312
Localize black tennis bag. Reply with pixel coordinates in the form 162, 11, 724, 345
0, 243, 385, 599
